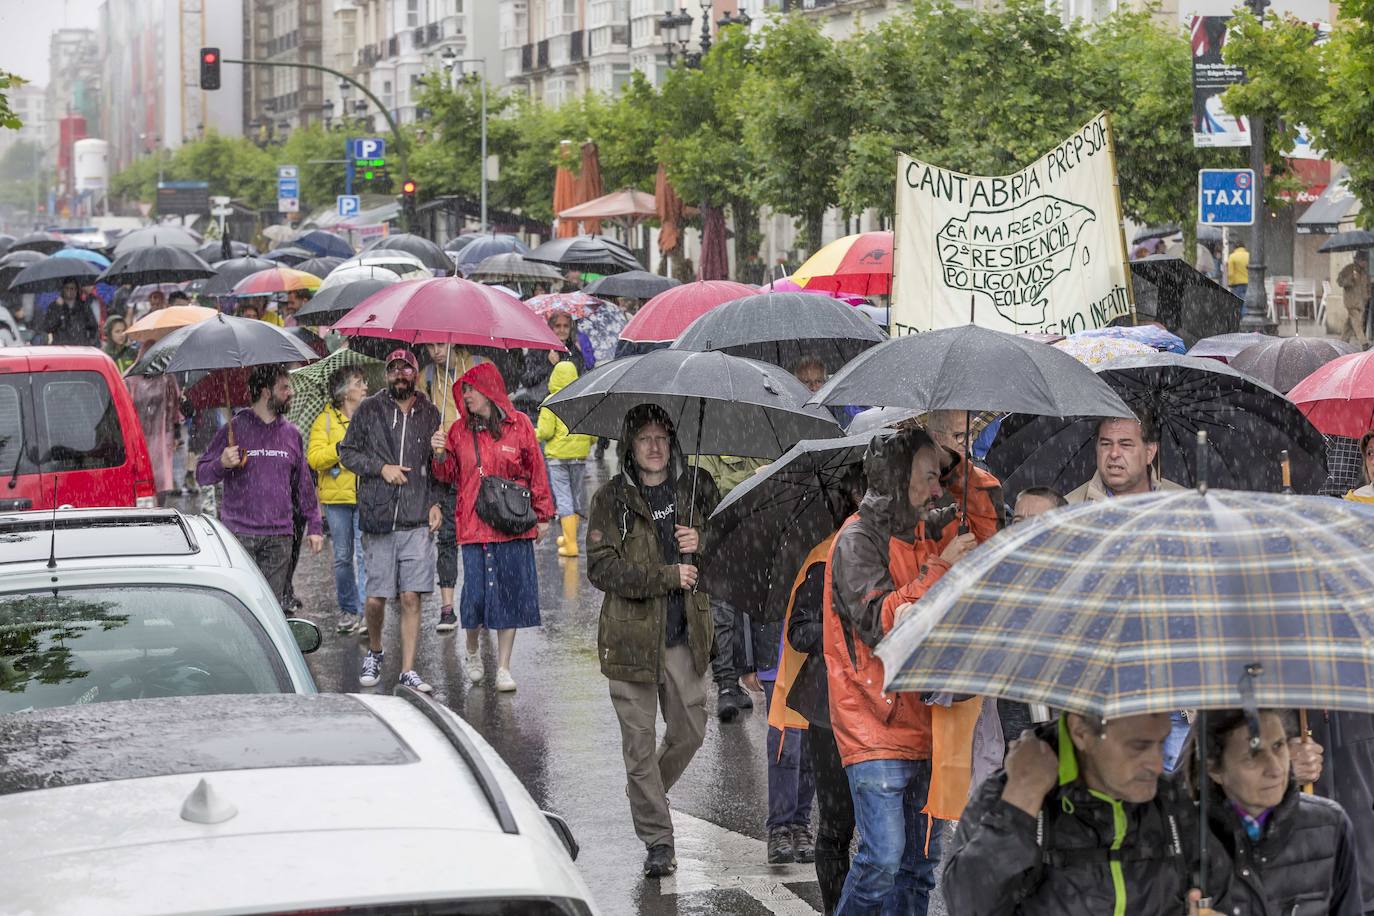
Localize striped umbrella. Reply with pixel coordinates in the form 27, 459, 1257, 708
877, 488, 1374, 718
792, 231, 893, 297
231, 266, 322, 297
525, 291, 605, 320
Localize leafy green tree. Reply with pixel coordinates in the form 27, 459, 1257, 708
740, 16, 853, 253
0, 71, 26, 131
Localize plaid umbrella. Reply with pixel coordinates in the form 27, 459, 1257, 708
877, 489, 1374, 718
1073, 324, 1187, 354
287, 348, 386, 433
525, 291, 605, 319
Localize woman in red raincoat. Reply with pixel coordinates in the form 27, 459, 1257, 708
431, 362, 555, 693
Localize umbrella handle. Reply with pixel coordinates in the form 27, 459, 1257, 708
1299, 708, 1315, 794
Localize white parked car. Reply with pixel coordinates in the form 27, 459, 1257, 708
0, 690, 597, 915
0, 507, 319, 712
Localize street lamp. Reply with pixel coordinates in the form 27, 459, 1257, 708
440, 46, 489, 234
718, 9, 751, 29
1239, 0, 1275, 333
322, 98, 335, 129
697, 0, 713, 59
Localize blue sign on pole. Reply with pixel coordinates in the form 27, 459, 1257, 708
1198, 168, 1256, 227
277, 178, 299, 198
349, 137, 386, 160
337, 195, 361, 218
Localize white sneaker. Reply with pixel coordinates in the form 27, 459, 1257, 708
495, 667, 516, 692
465, 651, 484, 684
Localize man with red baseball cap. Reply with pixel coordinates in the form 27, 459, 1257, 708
339, 347, 444, 692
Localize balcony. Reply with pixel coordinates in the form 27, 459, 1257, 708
570, 30, 585, 63
428, 22, 442, 43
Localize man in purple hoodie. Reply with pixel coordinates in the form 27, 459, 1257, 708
197, 363, 324, 604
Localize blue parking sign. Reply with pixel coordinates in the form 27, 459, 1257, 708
1198, 169, 1255, 227
349, 137, 386, 160
337, 195, 361, 217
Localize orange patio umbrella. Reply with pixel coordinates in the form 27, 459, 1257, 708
125, 304, 220, 343
656, 164, 684, 257
553, 140, 579, 239
574, 141, 604, 236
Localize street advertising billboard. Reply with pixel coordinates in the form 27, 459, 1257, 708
1191, 15, 1250, 148
891, 111, 1132, 337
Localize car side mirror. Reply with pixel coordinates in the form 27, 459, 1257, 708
286, 617, 322, 654
543, 810, 579, 861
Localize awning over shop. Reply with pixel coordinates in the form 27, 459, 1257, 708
1297, 166, 1360, 235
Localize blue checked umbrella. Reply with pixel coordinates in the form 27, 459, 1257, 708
876, 488, 1374, 718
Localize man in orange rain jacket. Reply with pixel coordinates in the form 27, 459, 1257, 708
824, 427, 980, 916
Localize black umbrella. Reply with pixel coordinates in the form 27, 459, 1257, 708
261, 246, 313, 265
100, 247, 217, 286
1230, 336, 1358, 394
0, 249, 46, 289
0, 234, 15, 256
583, 270, 682, 300
1130, 256, 1242, 347
366, 233, 453, 275
452, 234, 531, 274
987, 353, 1329, 494
545, 348, 841, 458
10, 232, 65, 255
810, 324, 1133, 419
291, 278, 392, 325
703, 433, 874, 622
463, 253, 561, 284
294, 256, 345, 279
195, 240, 257, 263
295, 229, 354, 259
113, 225, 199, 255
525, 235, 643, 275
1132, 225, 1180, 245
134, 313, 320, 448
1318, 230, 1374, 254
8, 258, 102, 293
198, 256, 277, 297
671, 291, 887, 373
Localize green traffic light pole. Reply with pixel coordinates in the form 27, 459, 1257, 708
221, 57, 411, 231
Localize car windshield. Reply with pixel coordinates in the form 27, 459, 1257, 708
0, 586, 292, 713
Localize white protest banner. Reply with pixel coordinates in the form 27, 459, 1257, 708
891, 111, 1133, 337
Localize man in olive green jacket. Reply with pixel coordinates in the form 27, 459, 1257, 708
587, 403, 720, 880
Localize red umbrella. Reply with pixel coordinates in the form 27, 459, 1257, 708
619, 280, 757, 344
793, 230, 894, 296
1288, 351, 1374, 438
331, 277, 567, 351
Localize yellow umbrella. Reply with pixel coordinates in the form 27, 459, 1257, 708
792, 230, 893, 297
126, 305, 220, 343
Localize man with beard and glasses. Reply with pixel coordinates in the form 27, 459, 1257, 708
339, 349, 443, 694
196, 363, 323, 604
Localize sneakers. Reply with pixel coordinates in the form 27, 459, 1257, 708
399, 669, 432, 693
717, 684, 751, 722
465, 651, 484, 684
436, 607, 458, 633
356, 618, 368, 638
359, 650, 383, 688
643, 844, 677, 878
495, 667, 517, 692
337, 613, 358, 636
767, 827, 795, 864
790, 823, 815, 864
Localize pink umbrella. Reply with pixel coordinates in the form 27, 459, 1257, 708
331, 277, 567, 351
525, 291, 605, 320
761, 275, 869, 306
619, 280, 757, 344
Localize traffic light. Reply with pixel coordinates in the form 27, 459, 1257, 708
400, 179, 418, 231
199, 47, 221, 91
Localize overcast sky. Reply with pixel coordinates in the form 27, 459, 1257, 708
1, 0, 103, 87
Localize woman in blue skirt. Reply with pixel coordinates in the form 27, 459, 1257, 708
432, 362, 555, 692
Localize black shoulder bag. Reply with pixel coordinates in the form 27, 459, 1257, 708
471, 427, 538, 535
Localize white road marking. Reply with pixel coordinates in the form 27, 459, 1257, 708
659, 809, 820, 914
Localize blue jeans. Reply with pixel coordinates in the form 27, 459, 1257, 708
762, 680, 816, 831
546, 457, 586, 518
1230, 283, 1248, 299
836, 758, 941, 916
1163, 710, 1192, 773
323, 503, 366, 614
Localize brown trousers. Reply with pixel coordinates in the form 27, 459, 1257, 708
608, 643, 708, 850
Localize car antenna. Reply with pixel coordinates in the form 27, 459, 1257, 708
46, 477, 58, 570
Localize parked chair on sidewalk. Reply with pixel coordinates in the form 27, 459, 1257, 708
1318, 280, 1331, 330
1291, 278, 1317, 320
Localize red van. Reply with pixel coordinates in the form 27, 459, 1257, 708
0, 347, 156, 511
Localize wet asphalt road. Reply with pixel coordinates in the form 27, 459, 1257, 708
278, 457, 949, 916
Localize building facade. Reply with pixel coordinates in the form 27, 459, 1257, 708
98, 0, 245, 173
243, 0, 326, 138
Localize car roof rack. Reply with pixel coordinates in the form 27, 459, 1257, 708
394, 686, 519, 835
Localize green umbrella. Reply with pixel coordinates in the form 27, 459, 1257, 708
288, 347, 385, 434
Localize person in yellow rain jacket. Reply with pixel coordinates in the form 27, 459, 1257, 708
307, 364, 369, 635
537, 360, 594, 557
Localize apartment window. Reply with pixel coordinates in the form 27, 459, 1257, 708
407, 0, 419, 27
